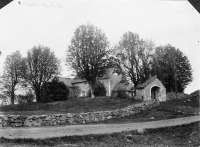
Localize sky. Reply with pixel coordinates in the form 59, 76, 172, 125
0, 0, 199, 94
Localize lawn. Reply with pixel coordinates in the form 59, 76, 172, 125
89, 92, 199, 124
95, 107, 192, 124
0, 96, 135, 115
0, 92, 198, 121
158, 93, 200, 115
164, 94, 199, 108
0, 121, 199, 147
0, 92, 199, 146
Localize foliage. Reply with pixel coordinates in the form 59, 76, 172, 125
117, 90, 129, 99
152, 44, 193, 92
66, 23, 111, 98
68, 86, 81, 98
0, 96, 134, 114
87, 81, 107, 97
111, 32, 154, 89
23, 45, 60, 102
166, 92, 189, 101
41, 77, 69, 102
2, 51, 26, 104
17, 90, 35, 104
190, 90, 199, 97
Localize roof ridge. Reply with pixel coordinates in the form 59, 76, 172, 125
136, 75, 157, 89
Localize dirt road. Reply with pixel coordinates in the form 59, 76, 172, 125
0, 115, 199, 139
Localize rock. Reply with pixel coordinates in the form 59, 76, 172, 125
0, 98, 159, 128
14, 119, 23, 123
32, 121, 41, 127
68, 118, 75, 124
14, 123, 23, 127
59, 115, 67, 121
106, 116, 112, 119
45, 116, 52, 121
137, 128, 145, 133
102, 116, 106, 121
66, 113, 73, 118
94, 117, 99, 122
24, 120, 33, 127
37, 118, 43, 124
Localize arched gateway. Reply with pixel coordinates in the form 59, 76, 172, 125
151, 86, 160, 100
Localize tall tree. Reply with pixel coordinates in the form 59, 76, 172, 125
112, 32, 154, 90
2, 51, 26, 104
152, 44, 193, 92
66, 23, 110, 99
24, 45, 60, 102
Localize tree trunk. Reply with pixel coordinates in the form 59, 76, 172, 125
35, 89, 41, 102
174, 75, 177, 93
89, 85, 95, 99
11, 91, 15, 105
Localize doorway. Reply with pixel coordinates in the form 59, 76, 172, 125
151, 86, 160, 100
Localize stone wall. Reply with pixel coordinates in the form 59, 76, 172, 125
166, 92, 189, 101
157, 86, 166, 102
0, 101, 159, 128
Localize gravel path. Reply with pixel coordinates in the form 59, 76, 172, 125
0, 115, 199, 139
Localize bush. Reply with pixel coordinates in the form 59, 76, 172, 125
17, 90, 35, 104
41, 77, 69, 102
88, 81, 107, 97
68, 86, 81, 98
117, 90, 129, 99
190, 90, 200, 97
166, 92, 189, 101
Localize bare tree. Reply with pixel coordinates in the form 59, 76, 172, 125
2, 51, 26, 104
24, 45, 60, 102
66, 23, 110, 99
112, 32, 154, 90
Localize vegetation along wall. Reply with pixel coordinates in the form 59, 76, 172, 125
0, 101, 159, 128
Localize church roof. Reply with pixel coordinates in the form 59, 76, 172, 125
71, 68, 113, 84
58, 77, 74, 87
136, 75, 157, 89
112, 82, 133, 91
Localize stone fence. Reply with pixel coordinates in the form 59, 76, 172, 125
166, 92, 190, 101
0, 101, 159, 128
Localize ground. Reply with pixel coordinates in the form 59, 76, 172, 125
0, 96, 135, 115
0, 121, 199, 147
0, 92, 199, 146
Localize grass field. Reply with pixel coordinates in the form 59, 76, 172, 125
0, 121, 199, 147
0, 97, 135, 115
86, 93, 199, 124
158, 94, 200, 115
0, 92, 199, 146
0, 92, 198, 121
164, 94, 199, 108
95, 107, 192, 124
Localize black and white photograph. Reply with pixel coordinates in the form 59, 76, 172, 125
0, 0, 199, 146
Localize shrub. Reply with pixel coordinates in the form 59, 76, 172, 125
190, 90, 200, 97
68, 86, 81, 98
166, 92, 189, 101
117, 90, 129, 99
41, 77, 69, 102
88, 81, 107, 97
17, 90, 35, 104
